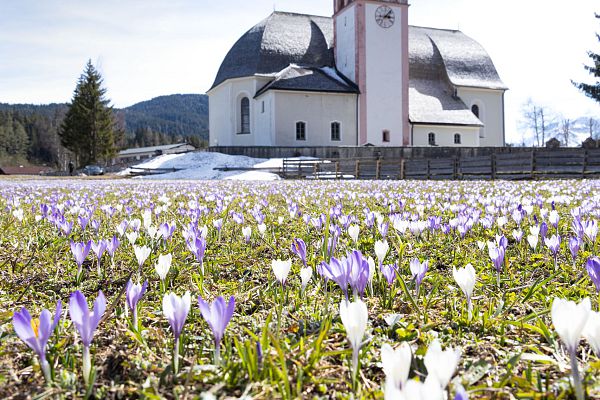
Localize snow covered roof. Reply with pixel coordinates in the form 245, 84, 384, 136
211, 12, 506, 92
254, 65, 358, 97
118, 143, 195, 157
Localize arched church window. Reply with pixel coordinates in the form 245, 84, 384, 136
428, 132, 436, 146
331, 122, 341, 141
454, 133, 461, 144
471, 104, 480, 118
240, 97, 250, 133
296, 121, 306, 141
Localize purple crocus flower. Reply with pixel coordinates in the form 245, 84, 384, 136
91, 240, 107, 275
70, 240, 91, 279
159, 222, 175, 241
106, 236, 120, 258
291, 238, 307, 267
380, 263, 397, 285
540, 222, 549, 239
544, 234, 561, 256
162, 292, 191, 373
348, 250, 369, 297
69, 290, 106, 384
187, 236, 207, 271
12, 301, 62, 382
488, 246, 505, 273
569, 237, 581, 261
78, 215, 89, 231
90, 219, 100, 231
126, 279, 148, 328
378, 221, 389, 239
321, 257, 351, 300
197, 295, 235, 364
586, 257, 600, 293
410, 258, 429, 296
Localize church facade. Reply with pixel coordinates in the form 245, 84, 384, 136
208, 0, 507, 147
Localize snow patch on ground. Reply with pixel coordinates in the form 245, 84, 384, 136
119, 151, 285, 180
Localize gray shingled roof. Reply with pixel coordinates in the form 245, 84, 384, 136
255, 65, 358, 97
211, 12, 334, 90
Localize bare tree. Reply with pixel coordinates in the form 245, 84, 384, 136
522, 99, 541, 146
589, 117, 599, 140
560, 118, 572, 147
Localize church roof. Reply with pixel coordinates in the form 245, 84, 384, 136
211, 12, 334, 90
255, 65, 359, 97
211, 12, 506, 92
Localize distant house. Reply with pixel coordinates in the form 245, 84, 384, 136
115, 143, 196, 164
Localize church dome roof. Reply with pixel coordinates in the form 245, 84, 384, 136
210, 12, 334, 90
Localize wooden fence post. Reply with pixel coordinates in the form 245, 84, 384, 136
335, 161, 340, 179
583, 150, 588, 178
491, 152, 496, 180
530, 149, 536, 180
376, 159, 381, 180
400, 159, 405, 180
355, 160, 361, 179
426, 160, 431, 180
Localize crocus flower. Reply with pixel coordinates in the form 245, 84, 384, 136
348, 225, 360, 244
186, 236, 207, 272
385, 378, 444, 400
197, 295, 235, 364
242, 226, 251, 243
155, 253, 172, 283
126, 231, 138, 245
340, 298, 368, 383
424, 339, 461, 389
545, 234, 561, 256
381, 264, 397, 285
91, 240, 107, 274
134, 245, 151, 271
162, 292, 191, 374
381, 342, 411, 392
410, 258, 429, 296
488, 245, 505, 273
126, 279, 148, 328
454, 384, 469, 400
569, 237, 581, 261
69, 290, 106, 385
551, 297, 591, 400
583, 311, 600, 357
272, 259, 292, 286
158, 222, 175, 241
291, 238, 307, 267
321, 257, 350, 299
347, 250, 369, 297
13, 301, 62, 382
300, 266, 312, 291
375, 240, 389, 266
106, 236, 120, 258
453, 263, 476, 317
586, 257, 600, 293
527, 234, 538, 250
70, 240, 91, 278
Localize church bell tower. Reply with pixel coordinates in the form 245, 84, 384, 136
333, 0, 410, 146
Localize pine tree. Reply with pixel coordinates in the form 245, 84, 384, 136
573, 14, 600, 103
60, 60, 118, 166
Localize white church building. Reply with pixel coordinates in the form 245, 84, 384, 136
208, 0, 507, 147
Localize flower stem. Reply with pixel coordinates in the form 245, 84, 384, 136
214, 344, 221, 366
173, 337, 180, 375
83, 345, 91, 386
570, 349, 585, 400
352, 348, 359, 391
40, 357, 51, 383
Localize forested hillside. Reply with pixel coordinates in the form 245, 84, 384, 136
0, 94, 208, 167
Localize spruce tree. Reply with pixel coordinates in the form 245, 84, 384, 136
60, 60, 118, 166
573, 14, 600, 103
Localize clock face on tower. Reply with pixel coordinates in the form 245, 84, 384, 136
375, 5, 395, 28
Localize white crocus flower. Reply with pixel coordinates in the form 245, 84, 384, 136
300, 266, 312, 291
126, 231, 138, 246
374, 240, 389, 265
155, 253, 172, 281
12, 208, 24, 222
386, 378, 444, 400
257, 223, 267, 236
583, 311, 600, 357
134, 245, 151, 268
340, 298, 368, 381
424, 339, 461, 389
367, 256, 376, 283
271, 259, 292, 286
453, 263, 476, 314
551, 297, 591, 353
348, 225, 360, 243
527, 234, 538, 250
381, 342, 412, 392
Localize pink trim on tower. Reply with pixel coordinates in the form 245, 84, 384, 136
401, 3, 410, 146
355, 2, 368, 145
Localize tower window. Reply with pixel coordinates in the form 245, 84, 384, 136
331, 122, 341, 141
382, 130, 390, 143
261, 101, 265, 114
454, 133, 461, 144
471, 104, 480, 118
240, 97, 250, 133
428, 132, 436, 146
296, 121, 306, 141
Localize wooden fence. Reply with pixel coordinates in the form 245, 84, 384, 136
282, 149, 600, 180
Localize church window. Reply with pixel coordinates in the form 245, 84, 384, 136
382, 130, 390, 143
428, 132, 436, 146
240, 97, 250, 133
261, 101, 265, 114
296, 121, 306, 141
331, 122, 341, 141
454, 133, 461, 144
471, 104, 480, 118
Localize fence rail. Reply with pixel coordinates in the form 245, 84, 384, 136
282, 149, 600, 180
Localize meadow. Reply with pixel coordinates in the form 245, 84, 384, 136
0, 178, 599, 399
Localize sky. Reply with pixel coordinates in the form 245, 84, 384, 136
0, 0, 599, 144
